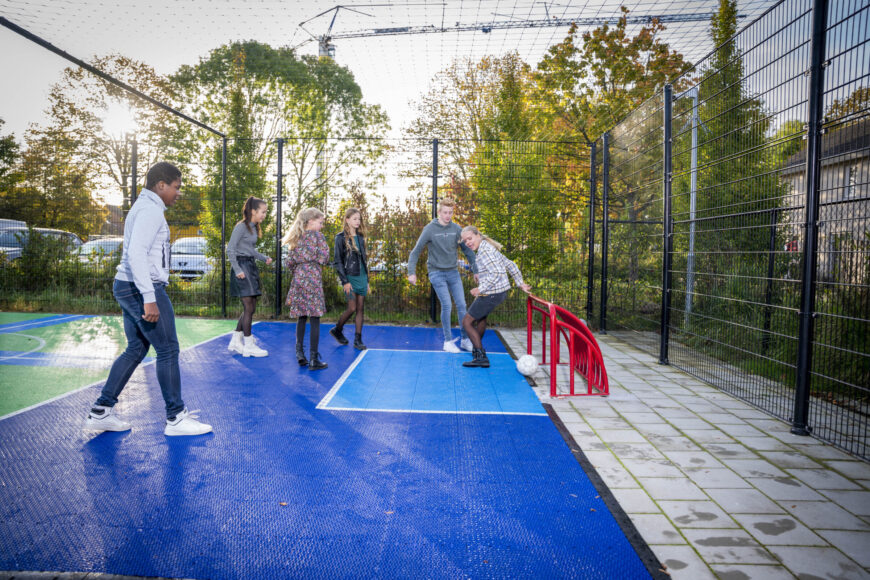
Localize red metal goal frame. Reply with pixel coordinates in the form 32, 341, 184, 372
526, 294, 609, 397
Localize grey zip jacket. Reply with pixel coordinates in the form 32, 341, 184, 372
407, 219, 477, 275
114, 188, 170, 304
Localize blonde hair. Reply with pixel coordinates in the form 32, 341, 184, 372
438, 197, 456, 210
342, 207, 366, 253
461, 225, 503, 251
282, 207, 325, 249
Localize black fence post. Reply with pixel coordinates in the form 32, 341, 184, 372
430, 138, 439, 324
793, 0, 828, 437
586, 141, 596, 322
660, 85, 674, 365
130, 138, 137, 206
220, 137, 227, 318
275, 138, 284, 318
599, 133, 610, 334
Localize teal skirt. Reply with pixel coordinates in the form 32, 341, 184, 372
346, 263, 368, 296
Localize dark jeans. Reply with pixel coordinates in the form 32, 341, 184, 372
96, 280, 185, 419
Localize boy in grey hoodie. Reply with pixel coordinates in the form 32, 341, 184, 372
407, 198, 477, 352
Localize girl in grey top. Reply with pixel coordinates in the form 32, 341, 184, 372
227, 197, 273, 357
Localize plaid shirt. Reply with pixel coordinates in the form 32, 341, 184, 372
476, 239, 524, 295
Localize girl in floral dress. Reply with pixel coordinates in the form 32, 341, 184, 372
282, 207, 330, 370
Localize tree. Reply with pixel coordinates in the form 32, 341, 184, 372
174, 41, 390, 220
404, 55, 523, 189
39, 55, 187, 210
5, 128, 105, 235
532, 11, 692, 292
534, 7, 693, 144
0, 119, 21, 215
200, 48, 272, 259
0, 119, 18, 182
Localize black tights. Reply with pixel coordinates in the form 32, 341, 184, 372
336, 293, 365, 336
462, 314, 487, 349
296, 316, 321, 354
235, 296, 258, 336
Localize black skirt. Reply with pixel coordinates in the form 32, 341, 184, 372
230, 256, 262, 297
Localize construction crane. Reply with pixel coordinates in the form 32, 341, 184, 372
295, 4, 732, 59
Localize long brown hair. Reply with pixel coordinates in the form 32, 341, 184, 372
342, 207, 366, 253
241, 196, 266, 238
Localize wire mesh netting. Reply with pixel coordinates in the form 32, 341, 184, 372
0, 136, 589, 330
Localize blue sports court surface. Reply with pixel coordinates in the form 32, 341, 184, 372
0, 318, 659, 579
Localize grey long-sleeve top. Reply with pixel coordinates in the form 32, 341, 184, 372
226, 221, 270, 272
407, 219, 477, 275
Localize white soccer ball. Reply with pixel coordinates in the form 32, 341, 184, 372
516, 354, 538, 377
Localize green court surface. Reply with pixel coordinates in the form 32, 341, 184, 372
0, 313, 236, 417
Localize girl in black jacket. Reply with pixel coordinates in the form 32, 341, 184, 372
330, 207, 369, 350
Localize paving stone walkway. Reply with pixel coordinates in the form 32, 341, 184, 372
499, 328, 870, 580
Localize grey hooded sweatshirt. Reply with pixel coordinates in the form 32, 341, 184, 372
407, 219, 477, 275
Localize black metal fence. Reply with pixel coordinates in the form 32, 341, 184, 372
1, 0, 867, 458
0, 136, 589, 332
592, 0, 869, 459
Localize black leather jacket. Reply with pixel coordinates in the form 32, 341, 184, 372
333, 232, 368, 284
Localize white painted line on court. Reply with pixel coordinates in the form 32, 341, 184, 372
0, 333, 46, 361
0, 314, 83, 332
316, 349, 369, 409
321, 406, 546, 417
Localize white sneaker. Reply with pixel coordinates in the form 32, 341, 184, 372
83, 405, 131, 432
242, 335, 268, 357
228, 331, 243, 354
443, 339, 461, 353
460, 338, 473, 351
164, 408, 212, 436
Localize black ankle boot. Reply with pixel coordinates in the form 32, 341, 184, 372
330, 325, 349, 345
354, 333, 366, 350
296, 343, 308, 366
463, 347, 490, 368
309, 352, 328, 370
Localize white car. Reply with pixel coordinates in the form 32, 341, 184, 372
77, 237, 123, 263
170, 236, 213, 280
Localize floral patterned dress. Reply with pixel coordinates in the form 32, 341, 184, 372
285, 230, 329, 317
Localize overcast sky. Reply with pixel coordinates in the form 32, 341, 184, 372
0, 0, 775, 142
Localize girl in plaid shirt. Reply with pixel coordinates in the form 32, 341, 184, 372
459, 226, 531, 368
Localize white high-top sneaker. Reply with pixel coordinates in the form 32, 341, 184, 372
228, 331, 244, 354
460, 338, 473, 351
443, 338, 461, 353
242, 335, 268, 357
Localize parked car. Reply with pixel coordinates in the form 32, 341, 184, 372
0, 227, 83, 261
170, 236, 213, 280
77, 237, 123, 264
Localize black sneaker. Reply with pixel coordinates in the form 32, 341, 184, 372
330, 326, 349, 345
354, 334, 366, 350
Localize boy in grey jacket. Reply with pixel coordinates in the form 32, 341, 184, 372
83, 162, 212, 437
407, 198, 477, 352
